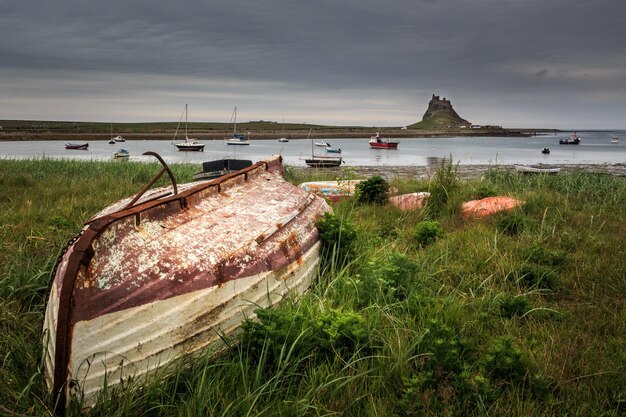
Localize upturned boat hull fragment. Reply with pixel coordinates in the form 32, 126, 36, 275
43, 155, 331, 411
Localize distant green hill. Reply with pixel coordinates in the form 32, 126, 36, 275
409, 94, 471, 129
408, 113, 461, 129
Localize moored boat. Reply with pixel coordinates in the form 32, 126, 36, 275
42, 153, 331, 412
559, 132, 581, 145
224, 107, 250, 145
305, 156, 343, 167
304, 128, 342, 167
224, 133, 250, 145
277, 117, 289, 142
174, 104, 205, 151
369, 131, 399, 149
65, 142, 89, 150
113, 148, 130, 158
175, 141, 206, 151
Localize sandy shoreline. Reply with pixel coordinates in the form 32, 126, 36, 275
289, 163, 626, 180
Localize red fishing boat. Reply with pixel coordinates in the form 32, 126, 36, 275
369, 131, 399, 149
43, 153, 331, 412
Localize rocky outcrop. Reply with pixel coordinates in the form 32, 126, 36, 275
421, 94, 471, 128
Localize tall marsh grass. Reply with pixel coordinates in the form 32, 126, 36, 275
1, 158, 625, 416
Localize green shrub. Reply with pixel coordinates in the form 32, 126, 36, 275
495, 212, 527, 235
413, 220, 444, 247
398, 320, 488, 415
482, 336, 529, 383
316, 212, 357, 264
240, 306, 369, 364
311, 308, 369, 354
354, 176, 390, 205
350, 253, 417, 307
509, 264, 558, 290
499, 295, 530, 318
421, 319, 468, 375
240, 307, 308, 363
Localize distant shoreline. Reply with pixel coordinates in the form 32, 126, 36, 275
0, 128, 558, 142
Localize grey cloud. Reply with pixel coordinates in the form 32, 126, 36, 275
0, 0, 625, 128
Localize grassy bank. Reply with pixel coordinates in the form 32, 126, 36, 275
1, 159, 625, 416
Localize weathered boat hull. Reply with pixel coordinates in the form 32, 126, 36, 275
299, 180, 363, 202
43, 155, 330, 411
304, 157, 342, 167
514, 165, 560, 174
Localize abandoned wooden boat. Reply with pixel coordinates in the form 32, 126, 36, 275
42, 153, 331, 412
514, 164, 561, 174
299, 180, 363, 202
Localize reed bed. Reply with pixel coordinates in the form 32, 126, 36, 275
1, 158, 625, 416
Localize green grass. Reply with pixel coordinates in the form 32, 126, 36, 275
0, 119, 362, 134
1, 159, 625, 416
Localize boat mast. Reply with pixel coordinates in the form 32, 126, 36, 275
185, 104, 188, 142
234, 106, 237, 134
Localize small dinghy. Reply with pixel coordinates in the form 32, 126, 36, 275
299, 180, 363, 202
42, 153, 331, 411
514, 164, 560, 174
65, 142, 89, 150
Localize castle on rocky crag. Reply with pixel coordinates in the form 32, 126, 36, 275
421, 94, 471, 128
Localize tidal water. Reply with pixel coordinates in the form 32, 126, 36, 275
1, 130, 624, 167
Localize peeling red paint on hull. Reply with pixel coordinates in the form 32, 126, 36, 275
42, 155, 331, 411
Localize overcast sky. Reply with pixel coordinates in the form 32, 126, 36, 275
1, 0, 625, 129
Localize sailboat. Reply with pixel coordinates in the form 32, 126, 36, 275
224, 107, 250, 145
174, 104, 205, 151
304, 129, 342, 167
110, 122, 126, 143
278, 117, 289, 142
108, 123, 116, 144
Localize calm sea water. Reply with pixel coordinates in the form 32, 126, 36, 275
1, 130, 624, 167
